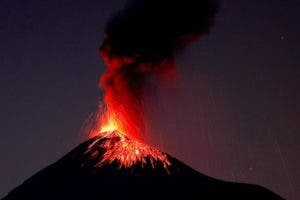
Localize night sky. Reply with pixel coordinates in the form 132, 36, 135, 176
0, 0, 299, 199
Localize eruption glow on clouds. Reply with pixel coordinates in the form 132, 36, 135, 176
86, 0, 219, 168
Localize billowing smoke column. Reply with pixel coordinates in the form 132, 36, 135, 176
90, 0, 220, 142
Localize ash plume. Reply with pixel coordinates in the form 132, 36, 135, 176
102, 0, 220, 59
96, 0, 220, 141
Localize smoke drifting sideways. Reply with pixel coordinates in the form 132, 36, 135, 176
91, 0, 220, 141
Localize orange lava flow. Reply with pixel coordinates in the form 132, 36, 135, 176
88, 131, 171, 169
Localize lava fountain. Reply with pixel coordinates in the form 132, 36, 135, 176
85, 0, 219, 169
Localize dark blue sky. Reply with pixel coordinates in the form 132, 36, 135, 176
0, 0, 299, 199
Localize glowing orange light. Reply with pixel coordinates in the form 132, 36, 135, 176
98, 111, 125, 135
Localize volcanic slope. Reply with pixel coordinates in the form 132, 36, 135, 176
3, 131, 283, 200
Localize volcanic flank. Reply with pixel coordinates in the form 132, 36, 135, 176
3, 131, 283, 200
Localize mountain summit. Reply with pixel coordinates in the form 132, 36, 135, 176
3, 131, 283, 200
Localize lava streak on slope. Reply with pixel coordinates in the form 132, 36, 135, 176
87, 131, 170, 169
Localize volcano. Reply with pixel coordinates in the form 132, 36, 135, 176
3, 131, 283, 200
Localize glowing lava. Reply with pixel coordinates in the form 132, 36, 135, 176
87, 131, 170, 169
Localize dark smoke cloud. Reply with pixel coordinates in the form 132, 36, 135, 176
101, 0, 220, 62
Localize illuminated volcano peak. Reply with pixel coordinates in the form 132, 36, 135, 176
86, 131, 171, 169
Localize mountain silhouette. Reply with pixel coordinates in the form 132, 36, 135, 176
2, 132, 283, 200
